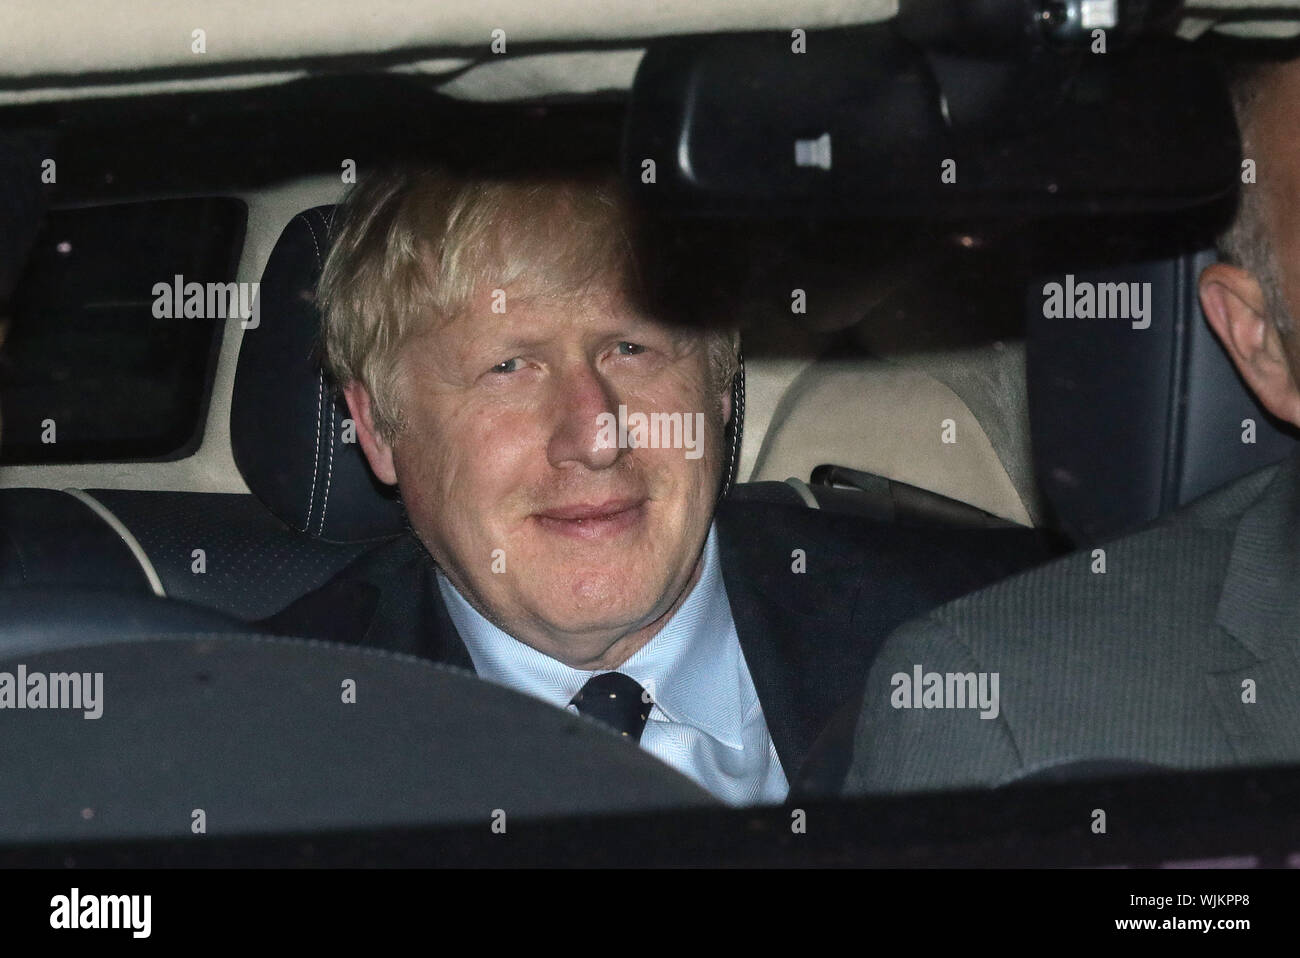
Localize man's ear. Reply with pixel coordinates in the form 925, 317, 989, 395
342, 381, 398, 486
1199, 262, 1300, 429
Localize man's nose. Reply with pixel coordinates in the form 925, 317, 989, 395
545, 361, 622, 471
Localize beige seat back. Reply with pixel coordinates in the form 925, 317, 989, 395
745, 343, 1041, 527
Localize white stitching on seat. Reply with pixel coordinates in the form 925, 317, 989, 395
305, 370, 323, 533
318, 399, 336, 536
300, 211, 323, 268
722, 353, 744, 497
309, 207, 338, 537
296, 210, 328, 535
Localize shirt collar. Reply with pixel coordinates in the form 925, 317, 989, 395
435, 522, 749, 751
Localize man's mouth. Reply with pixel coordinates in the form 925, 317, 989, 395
532, 498, 647, 540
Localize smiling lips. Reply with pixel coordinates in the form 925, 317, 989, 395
533, 497, 647, 539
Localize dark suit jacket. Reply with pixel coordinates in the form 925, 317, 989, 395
845, 450, 1300, 795
261, 494, 1053, 794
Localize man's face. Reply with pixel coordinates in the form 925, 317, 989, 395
1200, 59, 1300, 428
349, 284, 731, 670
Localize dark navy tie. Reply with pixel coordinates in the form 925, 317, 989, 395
570, 672, 651, 743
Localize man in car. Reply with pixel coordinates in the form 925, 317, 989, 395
843, 56, 1300, 794
262, 165, 1050, 805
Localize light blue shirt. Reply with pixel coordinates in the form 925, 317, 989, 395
435, 522, 789, 806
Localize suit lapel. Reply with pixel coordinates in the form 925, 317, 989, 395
715, 502, 865, 781
1207, 451, 1300, 763
359, 534, 475, 671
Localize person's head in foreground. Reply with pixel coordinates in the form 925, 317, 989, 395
1200, 56, 1300, 430
319, 167, 739, 672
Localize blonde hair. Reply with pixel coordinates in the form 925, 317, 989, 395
318, 166, 740, 441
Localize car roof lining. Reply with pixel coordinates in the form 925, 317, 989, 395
2, 1, 1300, 107
0, 0, 894, 101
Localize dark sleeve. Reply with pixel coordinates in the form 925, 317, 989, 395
842, 614, 1023, 795
256, 579, 381, 645
789, 686, 866, 799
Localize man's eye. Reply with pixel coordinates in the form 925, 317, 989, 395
490, 357, 524, 374
616, 342, 646, 356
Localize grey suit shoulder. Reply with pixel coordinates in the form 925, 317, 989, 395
844, 452, 1300, 795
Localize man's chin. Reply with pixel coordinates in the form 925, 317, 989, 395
523, 581, 666, 637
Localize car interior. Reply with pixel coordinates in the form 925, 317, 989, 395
3, 0, 1300, 871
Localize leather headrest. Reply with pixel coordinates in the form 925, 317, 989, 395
1027, 249, 1299, 544
232, 206, 406, 541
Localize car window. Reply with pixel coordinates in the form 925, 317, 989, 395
1, 197, 244, 464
